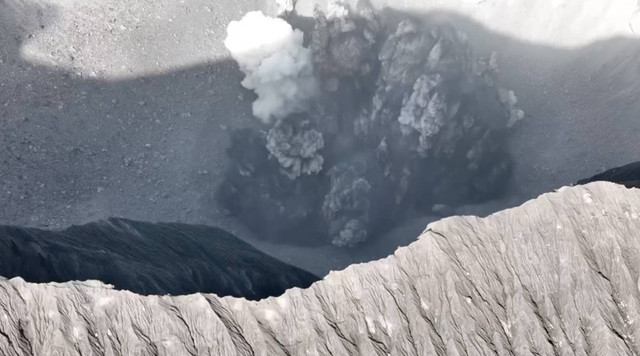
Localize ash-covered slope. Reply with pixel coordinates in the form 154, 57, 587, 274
1, 181, 640, 355
0, 218, 318, 300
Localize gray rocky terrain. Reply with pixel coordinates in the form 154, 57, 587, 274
1, 181, 639, 355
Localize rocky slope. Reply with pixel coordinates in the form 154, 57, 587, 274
0, 218, 318, 299
1, 181, 639, 355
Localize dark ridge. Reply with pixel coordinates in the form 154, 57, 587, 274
576, 161, 640, 188
0, 218, 319, 300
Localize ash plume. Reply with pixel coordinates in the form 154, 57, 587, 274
224, 11, 318, 123
218, 2, 524, 248
266, 117, 325, 179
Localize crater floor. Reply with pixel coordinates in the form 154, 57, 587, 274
1, 0, 639, 275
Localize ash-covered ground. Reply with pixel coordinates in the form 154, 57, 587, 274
0, 0, 251, 228
2, 0, 640, 275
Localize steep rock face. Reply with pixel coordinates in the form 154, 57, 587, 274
0, 218, 318, 299
1, 182, 640, 355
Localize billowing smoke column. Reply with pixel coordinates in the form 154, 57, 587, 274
218, 2, 524, 247
224, 11, 317, 123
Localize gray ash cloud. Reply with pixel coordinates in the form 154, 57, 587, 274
218, 1, 523, 247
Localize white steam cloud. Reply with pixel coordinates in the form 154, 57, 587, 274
224, 11, 317, 123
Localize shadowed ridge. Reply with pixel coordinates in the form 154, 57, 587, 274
0, 217, 319, 299
576, 160, 640, 188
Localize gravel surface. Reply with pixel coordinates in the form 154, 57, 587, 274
0, 0, 265, 231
